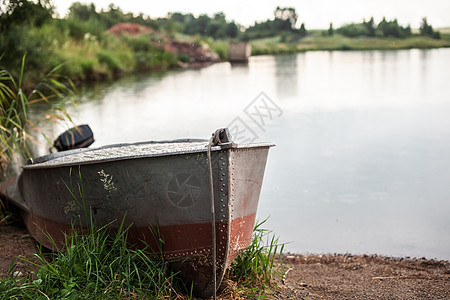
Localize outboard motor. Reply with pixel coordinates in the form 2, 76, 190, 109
53, 124, 94, 152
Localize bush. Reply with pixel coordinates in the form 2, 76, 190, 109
177, 53, 190, 63
0, 23, 64, 81
79, 57, 98, 78
208, 40, 229, 60
432, 31, 441, 39
337, 23, 370, 37
97, 50, 123, 72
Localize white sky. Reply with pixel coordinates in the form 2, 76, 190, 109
53, 0, 450, 29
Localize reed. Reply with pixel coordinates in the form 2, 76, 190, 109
0, 55, 74, 175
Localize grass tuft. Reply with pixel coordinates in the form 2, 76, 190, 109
0, 222, 184, 299
226, 218, 285, 297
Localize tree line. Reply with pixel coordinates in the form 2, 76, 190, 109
330, 17, 440, 39
0, 1, 444, 83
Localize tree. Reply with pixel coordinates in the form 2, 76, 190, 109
0, 0, 56, 77
375, 18, 411, 38
196, 14, 210, 35
213, 12, 226, 22
299, 23, 307, 37
420, 17, 434, 36
328, 22, 334, 36
274, 6, 298, 30
364, 17, 376, 37
0, 0, 54, 32
164, 18, 183, 38
99, 4, 126, 28
170, 12, 186, 24
337, 23, 369, 37
225, 22, 238, 38
68, 2, 98, 21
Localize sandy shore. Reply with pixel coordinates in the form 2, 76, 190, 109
268, 253, 449, 299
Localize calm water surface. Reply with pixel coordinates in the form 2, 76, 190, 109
33, 49, 450, 260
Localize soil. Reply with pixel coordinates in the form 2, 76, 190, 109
107, 23, 155, 36
171, 41, 221, 65
106, 22, 221, 67
267, 254, 450, 300
1, 222, 449, 299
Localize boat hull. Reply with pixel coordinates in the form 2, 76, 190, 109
17, 142, 271, 298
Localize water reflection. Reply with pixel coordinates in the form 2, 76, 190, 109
28, 49, 450, 259
274, 54, 298, 98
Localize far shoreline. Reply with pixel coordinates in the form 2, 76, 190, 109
249, 33, 450, 56
278, 252, 450, 264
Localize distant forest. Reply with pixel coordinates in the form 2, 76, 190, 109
333, 17, 440, 39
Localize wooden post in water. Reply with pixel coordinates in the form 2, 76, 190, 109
228, 42, 251, 63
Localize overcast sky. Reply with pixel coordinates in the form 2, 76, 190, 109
53, 0, 450, 29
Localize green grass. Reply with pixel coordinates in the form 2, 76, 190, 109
226, 219, 285, 298
207, 40, 229, 60
0, 221, 183, 299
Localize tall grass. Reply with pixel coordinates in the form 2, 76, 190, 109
206, 39, 229, 60
226, 219, 285, 297
0, 222, 184, 299
0, 55, 74, 175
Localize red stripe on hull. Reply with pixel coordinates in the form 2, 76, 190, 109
21, 211, 257, 298
227, 213, 257, 266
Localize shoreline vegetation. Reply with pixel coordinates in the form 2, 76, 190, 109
1, 1, 449, 89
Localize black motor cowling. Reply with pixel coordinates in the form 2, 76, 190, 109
53, 124, 94, 152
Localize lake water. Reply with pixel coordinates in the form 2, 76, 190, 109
33, 49, 450, 260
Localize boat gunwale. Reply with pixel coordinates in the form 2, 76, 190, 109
23, 140, 274, 169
